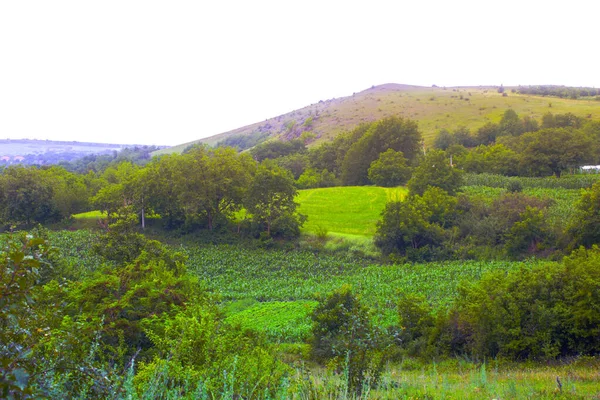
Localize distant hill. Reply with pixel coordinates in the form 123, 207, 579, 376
154, 83, 600, 156
0, 139, 166, 166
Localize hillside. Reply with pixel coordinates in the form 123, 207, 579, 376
154, 83, 600, 155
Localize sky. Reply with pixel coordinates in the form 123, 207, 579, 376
1, 1, 598, 146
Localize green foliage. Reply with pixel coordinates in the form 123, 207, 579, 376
503, 206, 552, 259
374, 187, 457, 260
463, 172, 600, 189
137, 305, 292, 398
407, 150, 463, 196
0, 166, 60, 226
455, 191, 554, 259
456, 144, 521, 176
569, 180, 600, 248
519, 128, 594, 177
0, 231, 55, 398
341, 116, 421, 186
396, 294, 435, 356
296, 168, 338, 189
245, 161, 305, 238
177, 146, 255, 231
310, 285, 388, 395
444, 247, 600, 360
250, 138, 306, 162
367, 149, 411, 187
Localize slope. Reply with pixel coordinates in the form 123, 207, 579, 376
154, 83, 600, 155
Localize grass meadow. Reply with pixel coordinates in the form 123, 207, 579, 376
297, 186, 407, 237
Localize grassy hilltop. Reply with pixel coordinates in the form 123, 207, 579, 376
155, 83, 600, 155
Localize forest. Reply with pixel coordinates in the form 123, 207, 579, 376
2, 109, 600, 398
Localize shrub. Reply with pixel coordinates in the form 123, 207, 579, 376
310, 285, 388, 395
443, 247, 600, 360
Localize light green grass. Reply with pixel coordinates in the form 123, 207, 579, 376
297, 186, 407, 237
224, 300, 317, 342
72, 210, 106, 219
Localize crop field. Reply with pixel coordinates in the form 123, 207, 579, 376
183, 243, 537, 341
463, 185, 582, 228
297, 186, 407, 236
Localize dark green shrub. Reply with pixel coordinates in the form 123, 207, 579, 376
506, 180, 523, 193
444, 246, 600, 360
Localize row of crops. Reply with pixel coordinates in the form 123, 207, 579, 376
182, 244, 543, 340
463, 172, 600, 189
42, 230, 542, 342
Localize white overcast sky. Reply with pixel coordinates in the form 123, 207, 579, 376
1, 1, 598, 146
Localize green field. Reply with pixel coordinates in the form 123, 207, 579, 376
297, 186, 407, 237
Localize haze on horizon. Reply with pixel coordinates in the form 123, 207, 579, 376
1, 0, 598, 146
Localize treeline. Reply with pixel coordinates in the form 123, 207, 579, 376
516, 85, 600, 99
0, 146, 305, 239
0, 145, 161, 170
244, 116, 422, 189
373, 149, 600, 261
434, 110, 600, 177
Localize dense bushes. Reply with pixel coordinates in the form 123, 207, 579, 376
443, 247, 600, 359
1, 227, 293, 398
392, 247, 600, 361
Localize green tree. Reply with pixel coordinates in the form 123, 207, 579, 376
475, 122, 499, 145
341, 116, 421, 186
245, 160, 305, 237
520, 128, 594, 177
374, 187, 457, 259
433, 129, 454, 150
310, 285, 387, 395
0, 166, 60, 226
178, 146, 255, 231
407, 150, 463, 196
367, 149, 411, 187
569, 181, 600, 248
145, 154, 186, 229
503, 206, 552, 259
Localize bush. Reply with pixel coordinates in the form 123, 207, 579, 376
310, 285, 388, 395
506, 180, 523, 193
442, 247, 600, 360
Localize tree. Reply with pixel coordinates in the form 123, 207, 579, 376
433, 129, 454, 150
0, 167, 60, 226
310, 285, 387, 395
341, 117, 421, 185
245, 160, 305, 237
407, 150, 463, 196
569, 181, 600, 248
475, 123, 499, 146
177, 146, 255, 231
503, 206, 552, 259
520, 128, 594, 177
374, 187, 457, 259
145, 154, 186, 229
368, 149, 411, 187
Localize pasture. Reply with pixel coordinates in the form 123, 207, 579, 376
297, 186, 407, 236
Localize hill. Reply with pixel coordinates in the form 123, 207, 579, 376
154, 83, 600, 156
0, 139, 167, 166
